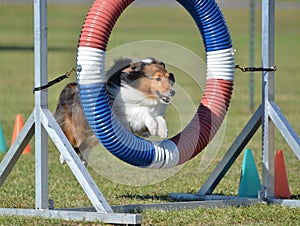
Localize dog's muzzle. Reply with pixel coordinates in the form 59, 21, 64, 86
155, 89, 176, 104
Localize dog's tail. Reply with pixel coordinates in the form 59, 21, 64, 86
53, 82, 80, 147
54, 82, 78, 115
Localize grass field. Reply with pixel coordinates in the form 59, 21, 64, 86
0, 2, 300, 225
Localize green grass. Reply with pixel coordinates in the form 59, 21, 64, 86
0, 3, 300, 225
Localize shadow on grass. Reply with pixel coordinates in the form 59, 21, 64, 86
119, 194, 173, 202
291, 194, 300, 199
118, 192, 231, 202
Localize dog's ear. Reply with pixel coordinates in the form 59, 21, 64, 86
120, 71, 140, 87
120, 62, 146, 86
129, 61, 146, 72
159, 61, 166, 68
169, 73, 175, 83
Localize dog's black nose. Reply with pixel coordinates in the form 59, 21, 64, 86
170, 89, 176, 96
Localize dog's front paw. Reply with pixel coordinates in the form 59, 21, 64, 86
158, 126, 168, 139
148, 122, 158, 137
145, 115, 158, 137
156, 116, 168, 138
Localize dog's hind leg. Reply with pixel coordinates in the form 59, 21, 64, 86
59, 147, 80, 165
79, 148, 92, 167
60, 154, 66, 165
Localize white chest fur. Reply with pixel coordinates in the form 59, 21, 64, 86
110, 84, 168, 138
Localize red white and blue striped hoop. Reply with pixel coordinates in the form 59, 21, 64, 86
76, 0, 235, 168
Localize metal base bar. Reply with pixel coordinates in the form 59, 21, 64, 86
0, 208, 142, 225
268, 199, 300, 208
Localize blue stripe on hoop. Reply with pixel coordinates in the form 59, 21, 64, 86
177, 0, 232, 52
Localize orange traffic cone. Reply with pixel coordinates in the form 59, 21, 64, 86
274, 150, 291, 199
11, 114, 31, 154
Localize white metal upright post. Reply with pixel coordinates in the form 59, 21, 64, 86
34, 0, 49, 210
261, 0, 275, 199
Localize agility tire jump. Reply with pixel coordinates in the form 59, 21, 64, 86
76, 0, 235, 168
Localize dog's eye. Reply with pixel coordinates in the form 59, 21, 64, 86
156, 77, 161, 81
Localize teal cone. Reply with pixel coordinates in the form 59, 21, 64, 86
0, 123, 7, 153
238, 149, 262, 197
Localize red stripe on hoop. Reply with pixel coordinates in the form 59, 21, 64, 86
171, 79, 233, 164
78, 0, 134, 50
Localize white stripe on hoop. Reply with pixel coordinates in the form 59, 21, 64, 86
206, 48, 235, 81
148, 140, 179, 169
77, 47, 106, 84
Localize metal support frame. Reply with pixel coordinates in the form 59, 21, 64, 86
0, 0, 142, 224
0, 0, 299, 224
172, 0, 300, 207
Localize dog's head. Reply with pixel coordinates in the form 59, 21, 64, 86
121, 58, 176, 104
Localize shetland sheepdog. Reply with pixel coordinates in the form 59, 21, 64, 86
54, 58, 176, 165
